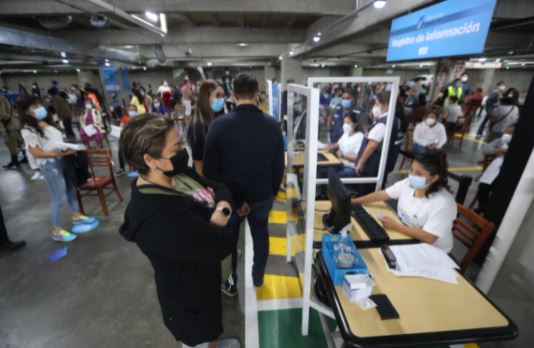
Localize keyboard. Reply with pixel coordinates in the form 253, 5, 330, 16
352, 204, 390, 243
317, 153, 327, 162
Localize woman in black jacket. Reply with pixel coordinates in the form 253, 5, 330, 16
119, 114, 238, 348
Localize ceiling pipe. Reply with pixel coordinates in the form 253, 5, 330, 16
53, 0, 166, 39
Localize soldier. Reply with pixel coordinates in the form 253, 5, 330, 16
0, 94, 24, 169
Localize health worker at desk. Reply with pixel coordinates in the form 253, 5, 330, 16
351, 151, 457, 253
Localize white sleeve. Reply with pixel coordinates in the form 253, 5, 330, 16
354, 132, 364, 156
385, 178, 408, 199
422, 197, 457, 240
413, 123, 424, 146
21, 129, 41, 149
368, 123, 385, 142
437, 124, 447, 149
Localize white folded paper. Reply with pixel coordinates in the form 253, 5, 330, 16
388, 244, 459, 284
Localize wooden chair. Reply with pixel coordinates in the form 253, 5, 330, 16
398, 125, 415, 169
452, 204, 495, 273
76, 148, 123, 216
468, 154, 496, 209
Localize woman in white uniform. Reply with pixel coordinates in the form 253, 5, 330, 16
325, 112, 364, 177
351, 151, 457, 253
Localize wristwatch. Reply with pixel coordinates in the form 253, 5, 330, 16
217, 207, 231, 217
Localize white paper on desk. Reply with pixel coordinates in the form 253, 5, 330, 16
110, 125, 122, 138
317, 141, 326, 150
390, 244, 459, 271
391, 268, 458, 285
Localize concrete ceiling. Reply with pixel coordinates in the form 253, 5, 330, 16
0, 0, 533, 72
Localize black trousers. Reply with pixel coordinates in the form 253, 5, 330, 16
0, 202, 9, 245
63, 117, 75, 138
477, 182, 493, 215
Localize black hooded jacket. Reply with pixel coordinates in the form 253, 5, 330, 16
119, 167, 234, 346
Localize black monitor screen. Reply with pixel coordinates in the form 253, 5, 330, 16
324, 169, 352, 234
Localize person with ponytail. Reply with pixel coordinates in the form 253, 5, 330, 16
352, 151, 456, 252
17, 95, 97, 243
186, 79, 225, 175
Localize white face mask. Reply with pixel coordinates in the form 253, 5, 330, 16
425, 117, 436, 126
461, 76, 468, 82
85, 103, 92, 110
501, 133, 512, 145
154, 102, 160, 108
342, 123, 352, 134
372, 105, 382, 119
499, 85, 506, 92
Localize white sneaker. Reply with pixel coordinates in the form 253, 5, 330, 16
31, 172, 41, 180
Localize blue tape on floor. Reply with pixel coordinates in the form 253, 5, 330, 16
72, 220, 100, 234
48, 247, 68, 263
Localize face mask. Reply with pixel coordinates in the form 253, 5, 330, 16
408, 174, 430, 189
33, 106, 48, 120
425, 117, 436, 126
160, 149, 189, 177
499, 85, 506, 92
461, 76, 468, 82
128, 111, 137, 117
342, 123, 352, 134
154, 102, 161, 108
501, 133, 512, 145
211, 98, 225, 112
372, 105, 382, 119
85, 104, 92, 110
341, 99, 351, 109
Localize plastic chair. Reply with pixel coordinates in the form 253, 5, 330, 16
452, 204, 495, 273
76, 148, 123, 216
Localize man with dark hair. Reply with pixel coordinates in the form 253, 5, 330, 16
477, 81, 506, 138
204, 74, 285, 295
49, 87, 76, 139
0, 202, 26, 256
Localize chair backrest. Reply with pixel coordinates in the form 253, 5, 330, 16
86, 148, 114, 178
452, 204, 495, 273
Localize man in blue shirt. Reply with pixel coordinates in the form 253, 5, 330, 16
329, 93, 353, 143
204, 74, 285, 296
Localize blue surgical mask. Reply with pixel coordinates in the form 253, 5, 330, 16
128, 111, 137, 117
341, 99, 351, 109
408, 174, 430, 189
211, 98, 225, 112
33, 106, 48, 120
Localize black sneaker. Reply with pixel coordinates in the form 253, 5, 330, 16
3, 161, 20, 169
221, 277, 238, 297
253, 277, 264, 288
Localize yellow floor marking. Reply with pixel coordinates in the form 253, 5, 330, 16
457, 133, 487, 145
269, 234, 306, 257
464, 343, 479, 348
256, 274, 303, 300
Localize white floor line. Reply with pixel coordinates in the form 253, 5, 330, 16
257, 297, 303, 311
244, 221, 260, 348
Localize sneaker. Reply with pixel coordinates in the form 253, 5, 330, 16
73, 214, 96, 225
31, 171, 42, 180
216, 338, 240, 348
253, 277, 263, 288
52, 230, 77, 243
3, 161, 20, 169
221, 277, 238, 297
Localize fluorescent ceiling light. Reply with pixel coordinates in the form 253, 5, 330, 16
354, 64, 358, 68
278, 56, 283, 60
374, 0, 386, 9
479, 57, 487, 62
105, 62, 110, 67
160, 13, 167, 33
60, 51, 67, 58
145, 11, 159, 22
289, 50, 295, 56
313, 36, 320, 43
62, 59, 69, 64
238, 43, 248, 47
207, 61, 213, 66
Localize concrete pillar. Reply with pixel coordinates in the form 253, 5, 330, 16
264, 64, 276, 90
351, 67, 363, 76
479, 68, 496, 95
281, 57, 304, 89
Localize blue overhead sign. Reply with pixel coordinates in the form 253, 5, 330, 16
386, 0, 497, 62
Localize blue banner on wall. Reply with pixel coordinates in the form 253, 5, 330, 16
272, 82, 280, 121
386, 0, 497, 62
100, 65, 121, 93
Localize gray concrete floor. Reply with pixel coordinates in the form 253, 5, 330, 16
0, 137, 244, 348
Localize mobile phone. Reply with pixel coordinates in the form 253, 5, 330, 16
369, 294, 399, 320
381, 245, 397, 269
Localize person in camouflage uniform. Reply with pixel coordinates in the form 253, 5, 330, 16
0, 95, 23, 169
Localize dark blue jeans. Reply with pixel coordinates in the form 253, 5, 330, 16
228, 198, 274, 285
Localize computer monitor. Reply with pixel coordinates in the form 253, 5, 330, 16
323, 169, 352, 234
